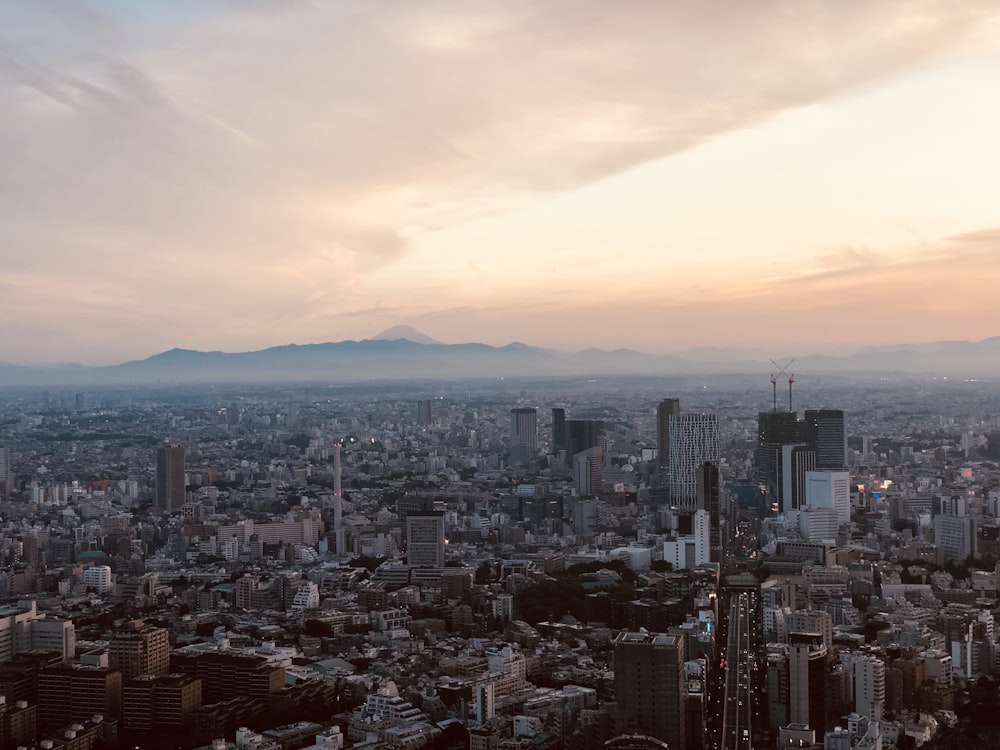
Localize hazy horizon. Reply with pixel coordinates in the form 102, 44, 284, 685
4, 2, 1000, 365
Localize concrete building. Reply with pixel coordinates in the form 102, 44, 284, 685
405, 511, 446, 568
614, 631, 686, 750
854, 655, 886, 721
109, 620, 170, 680
509, 408, 538, 468
805, 470, 852, 525
155, 443, 187, 511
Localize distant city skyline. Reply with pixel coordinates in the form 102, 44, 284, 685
3, 2, 1000, 365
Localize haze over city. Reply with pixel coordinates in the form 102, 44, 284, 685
3, 1, 1000, 365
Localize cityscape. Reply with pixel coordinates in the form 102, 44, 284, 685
0, 364, 996, 750
4, 3, 1000, 750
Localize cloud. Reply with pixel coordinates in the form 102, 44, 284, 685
0, 1, 997, 361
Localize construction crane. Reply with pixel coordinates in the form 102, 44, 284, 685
769, 373, 778, 413
770, 358, 795, 413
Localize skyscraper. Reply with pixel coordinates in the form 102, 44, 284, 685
614, 631, 686, 749
698, 462, 723, 562
406, 510, 446, 567
0, 446, 11, 499
417, 399, 433, 425
155, 443, 186, 511
805, 409, 847, 469
551, 407, 567, 458
668, 413, 720, 508
789, 632, 828, 730
566, 419, 604, 464
656, 398, 681, 478
510, 407, 538, 468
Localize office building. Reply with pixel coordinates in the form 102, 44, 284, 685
0, 446, 11, 499
406, 511, 446, 567
805, 470, 851, 525
789, 632, 828, 730
573, 446, 605, 496
656, 398, 681, 479
109, 620, 170, 680
552, 408, 567, 458
668, 413, 720, 508
614, 631, 686, 749
804, 409, 847, 469
510, 408, 538, 468
155, 443, 187, 511
566, 419, 605, 467
697, 462, 723, 561
417, 399, 433, 425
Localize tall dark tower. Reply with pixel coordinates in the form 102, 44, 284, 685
804, 409, 847, 469
756, 411, 813, 512
698, 461, 723, 563
509, 407, 538, 468
155, 444, 186, 511
656, 398, 681, 479
566, 419, 604, 464
551, 408, 567, 458
614, 631, 686, 749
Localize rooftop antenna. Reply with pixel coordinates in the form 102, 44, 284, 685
770, 358, 796, 413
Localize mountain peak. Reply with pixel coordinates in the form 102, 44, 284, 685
371, 325, 442, 345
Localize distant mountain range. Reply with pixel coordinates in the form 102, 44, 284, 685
1, 330, 998, 386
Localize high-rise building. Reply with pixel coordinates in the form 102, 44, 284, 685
804, 409, 847, 469
854, 655, 885, 721
614, 631, 686, 749
805, 470, 851, 525
155, 443, 187, 511
698, 462, 723, 562
37, 664, 123, 731
656, 398, 681, 478
572, 446, 605, 496
668, 413, 720, 508
123, 673, 202, 736
510, 408, 538, 468
0, 446, 12, 499
566, 419, 604, 465
417, 399, 433, 425
789, 632, 828, 730
109, 620, 170, 680
406, 511, 446, 567
552, 408, 567, 458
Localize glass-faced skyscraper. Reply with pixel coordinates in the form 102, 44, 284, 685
668, 413, 720, 508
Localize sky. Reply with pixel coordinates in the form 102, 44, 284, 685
2, 1, 1000, 365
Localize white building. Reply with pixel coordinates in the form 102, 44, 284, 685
805, 470, 851, 525
83, 564, 113, 595
798, 506, 839, 543
291, 582, 320, 611
854, 655, 886, 721
663, 509, 711, 570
